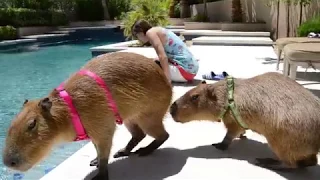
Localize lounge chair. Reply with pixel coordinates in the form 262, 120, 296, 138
275, 37, 320, 70
283, 43, 320, 80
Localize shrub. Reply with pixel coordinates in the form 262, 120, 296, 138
297, 17, 320, 37
174, 2, 181, 18
0, 25, 17, 40
75, 0, 104, 21
191, 13, 210, 22
0, 8, 68, 27
108, 0, 131, 20
121, 0, 170, 40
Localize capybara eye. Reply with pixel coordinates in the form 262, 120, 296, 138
27, 119, 37, 131
23, 99, 28, 105
191, 94, 199, 101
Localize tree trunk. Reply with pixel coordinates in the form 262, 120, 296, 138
203, 0, 207, 18
101, 0, 110, 20
276, 0, 280, 39
231, 0, 243, 22
180, 0, 190, 18
299, 2, 303, 26
169, 0, 175, 18
286, 2, 290, 37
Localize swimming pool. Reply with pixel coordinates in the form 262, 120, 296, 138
0, 30, 125, 180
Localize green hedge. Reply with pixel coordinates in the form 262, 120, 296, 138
189, 0, 222, 5
108, 0, 131, 20
0, 25, 17, 40
0, 8, 68, 27
297, 17, 320, 37
75, 0, 104, 21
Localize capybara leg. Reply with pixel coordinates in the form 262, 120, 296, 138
212, 123, 243, 151
255, 158, 282, 166
90, 144, 99, 167
92, 140, 112, 180
113, 122, 146, 158
296, 154, 318, 168
254, 138, 314, 172
134, 118, 169, 156
238, 132, 247, 139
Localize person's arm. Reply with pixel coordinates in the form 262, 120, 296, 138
146, 30, 171, 83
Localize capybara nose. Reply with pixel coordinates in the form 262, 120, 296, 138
170, 102, 178, 117
3, 154, 20, 168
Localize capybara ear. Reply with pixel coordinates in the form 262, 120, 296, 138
207, 86, 217, 101
23, 99, 28, 105
38, 97, 52, 112
201, 80, 207, 84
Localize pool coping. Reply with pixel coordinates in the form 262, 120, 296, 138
90, 40, 144, 53
0, 39, 37, 47
0, 26, 123, 50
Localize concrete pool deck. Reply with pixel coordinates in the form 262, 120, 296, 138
41, 45, 320, 180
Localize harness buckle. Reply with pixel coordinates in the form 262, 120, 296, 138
75, 134, 89, 141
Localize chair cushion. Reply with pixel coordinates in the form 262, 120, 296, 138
283, 43, 320, 62
276, 37, 320, 51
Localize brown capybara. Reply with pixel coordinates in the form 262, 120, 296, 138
170, 72, 320, 171
2, 51, 172, 180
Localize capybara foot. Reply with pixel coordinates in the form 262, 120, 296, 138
113, 148, 131, 158
239, 133, 247, 139
90, 157, 98, 167
254, 158, 295, 172
134, 133, 169, 156
134, 147, 152, 156
212, 142, 229, 151
255, 158, 281, 165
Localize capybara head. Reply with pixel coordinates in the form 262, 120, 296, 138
170, 80, 224, 123
2, 98, 59, 172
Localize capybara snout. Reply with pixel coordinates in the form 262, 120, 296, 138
3, 98, 58, 171
169, 101, 178, 118
3, 149, 22, 170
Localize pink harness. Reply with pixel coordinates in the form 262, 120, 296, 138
55, 69, 123, 141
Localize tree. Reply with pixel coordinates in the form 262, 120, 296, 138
231, 0, 243, 22
267, 0, 313, 36
180, 0, 190, 18
101, 0, 110, 20
169, 0, 175, 17
203, 0, 207, 19
292, 0, 312, 25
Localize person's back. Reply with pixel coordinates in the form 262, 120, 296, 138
160, 27, 199, 75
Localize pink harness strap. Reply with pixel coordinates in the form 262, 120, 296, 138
78, 70, 123, 125
56, 69, 123, 141
56, 83, 89, 141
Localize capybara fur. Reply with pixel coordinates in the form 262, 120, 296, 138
3, 52, 172, 180
170, 72, 320, 171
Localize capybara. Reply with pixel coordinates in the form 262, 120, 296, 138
3, 51, 172, 180
170, 72, 320, 171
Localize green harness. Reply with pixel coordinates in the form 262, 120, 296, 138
218, 76, 248, 129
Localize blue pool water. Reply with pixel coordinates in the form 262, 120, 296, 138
0, 32, 124, 179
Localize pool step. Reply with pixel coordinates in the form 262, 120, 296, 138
21, 34, 69, 39
182, 30, 270, 37
0, 39, 37, 46
166, 25, 185, 29
58, 25, 118, 31
48, 30, 75, 35
192, 36, 273, 46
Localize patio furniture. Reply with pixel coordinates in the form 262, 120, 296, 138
283, 43, 320, 80
275, 37, 320, 70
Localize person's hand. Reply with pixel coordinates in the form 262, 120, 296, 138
165, 72, 172, 86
